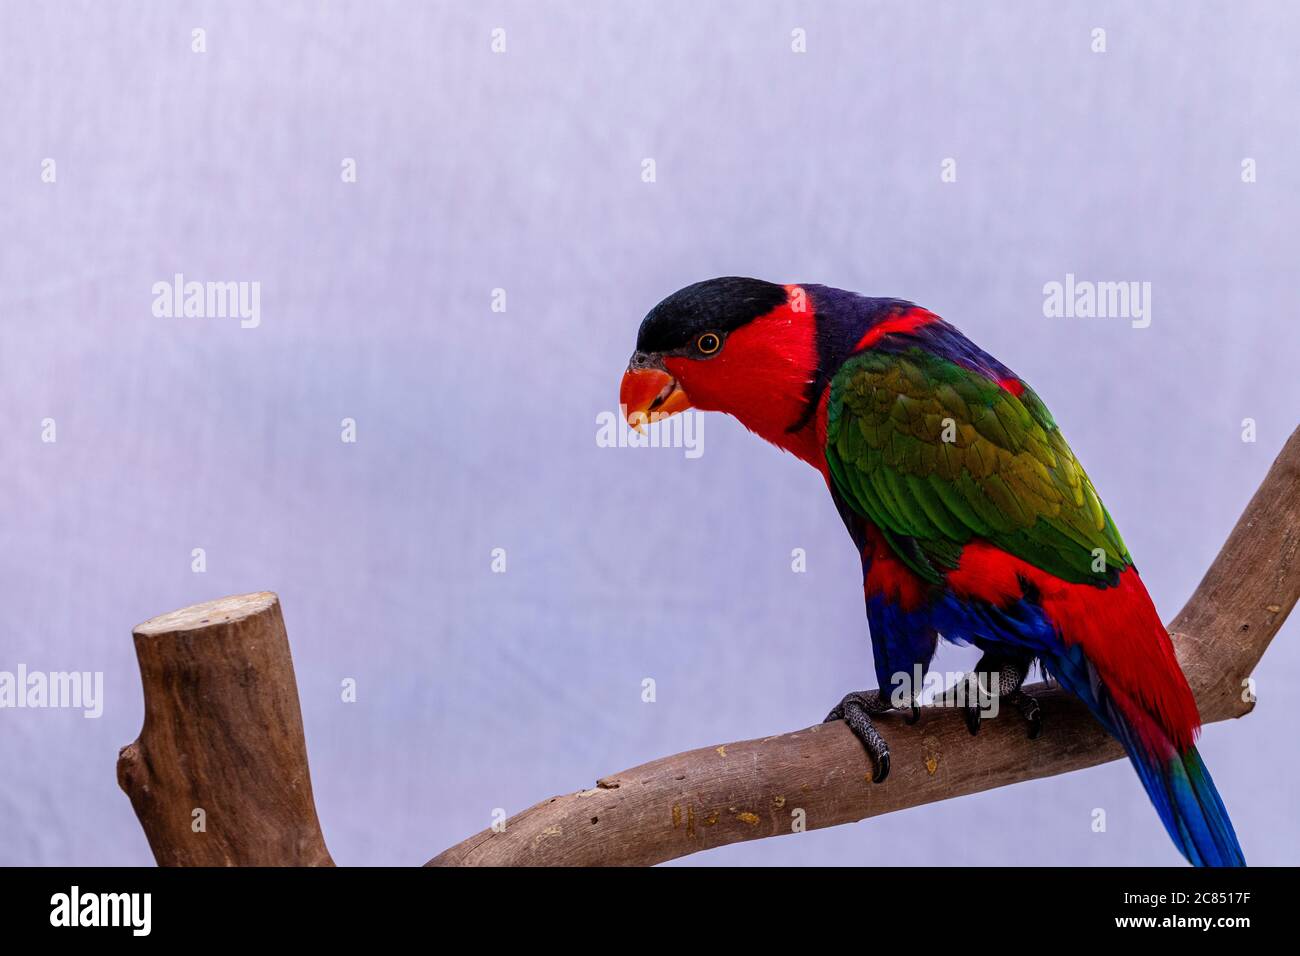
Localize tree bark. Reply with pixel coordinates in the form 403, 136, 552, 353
427, 426, 1300, 866
117, 592, 334, 866
116, 429, 1298, 866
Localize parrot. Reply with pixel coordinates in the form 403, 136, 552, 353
619, 276, 1244, 866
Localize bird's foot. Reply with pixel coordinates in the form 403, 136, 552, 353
962, 653, 1042, 739
824, 689, 918, 784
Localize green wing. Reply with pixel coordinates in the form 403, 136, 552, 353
825, 346, 1130, 586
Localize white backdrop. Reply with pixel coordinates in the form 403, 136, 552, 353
1, 1, 1297, 865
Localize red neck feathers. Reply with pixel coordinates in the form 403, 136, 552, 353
664, 285, 826, 471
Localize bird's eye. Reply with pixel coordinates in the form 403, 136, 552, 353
696, 332, 722, 355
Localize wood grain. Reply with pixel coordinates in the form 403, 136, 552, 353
116, 429, 1297, 866
427, 426, 1299, 866
117, 592, 334, 866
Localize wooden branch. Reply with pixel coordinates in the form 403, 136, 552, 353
428, 426, 1300, 866
117, 592, 334, 866
115, 429, 1298, 866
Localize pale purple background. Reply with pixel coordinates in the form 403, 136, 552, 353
2, 2, 1298, 866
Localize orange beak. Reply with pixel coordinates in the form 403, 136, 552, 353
620, 367, 693, 433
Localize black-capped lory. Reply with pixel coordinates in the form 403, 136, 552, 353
619, 277, 1244, 867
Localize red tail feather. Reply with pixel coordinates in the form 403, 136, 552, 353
948, 543, 1200, 755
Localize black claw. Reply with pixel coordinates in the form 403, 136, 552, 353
1023, 702, 1043, 739
826, 690, 894, 784
872, 750, 891, 784
962, 655, 1045, 740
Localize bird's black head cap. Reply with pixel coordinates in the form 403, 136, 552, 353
635, 277, 788, 354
